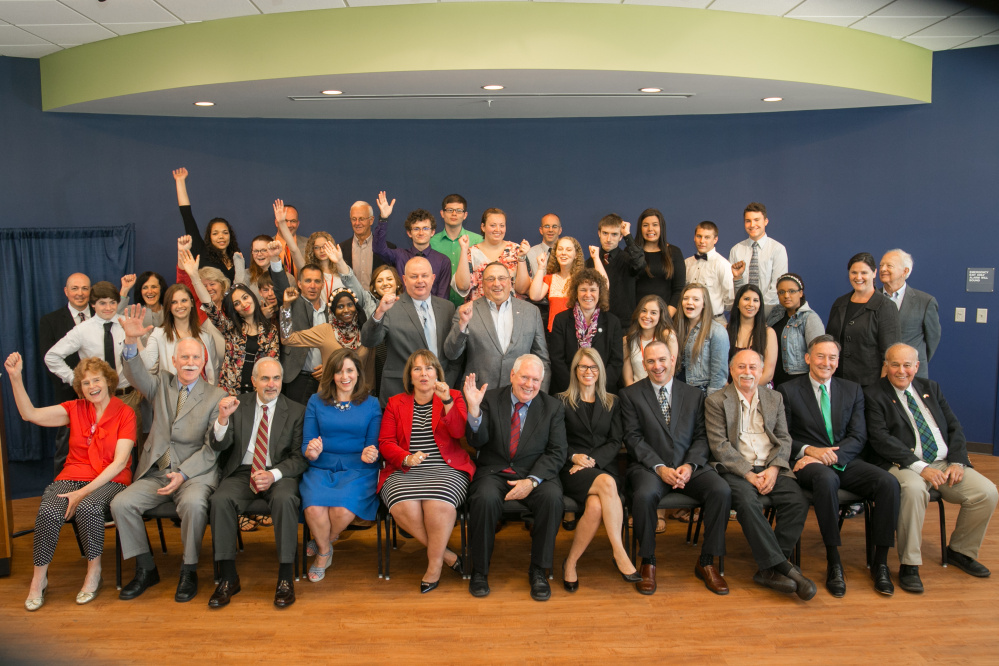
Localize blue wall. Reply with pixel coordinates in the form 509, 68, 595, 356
2, 45, 998, 452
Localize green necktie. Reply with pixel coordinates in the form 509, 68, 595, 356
820, 384, 845, 471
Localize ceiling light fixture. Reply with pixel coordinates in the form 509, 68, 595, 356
194, 101, 214, 107
762, 97, 783, 102
481, 85, 504, 91
321, 90, 343, 95
639, 87, 662, 93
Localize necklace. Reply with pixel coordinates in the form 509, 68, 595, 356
334, 400, 352, 412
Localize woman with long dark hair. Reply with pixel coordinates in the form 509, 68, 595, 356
634, 208, 686, 317
728, 284, 778, 386
172, 167, 241, 282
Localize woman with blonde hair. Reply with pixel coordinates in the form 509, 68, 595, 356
674, 283, 729, 395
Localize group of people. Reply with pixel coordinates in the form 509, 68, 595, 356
13, 172, 996, 612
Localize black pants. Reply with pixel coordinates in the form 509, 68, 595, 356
210, 466, 301, 564
283, 373, 319, 407
723, 471, 808, 570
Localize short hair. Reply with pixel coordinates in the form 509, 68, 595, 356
318, 348, 369, 405
481, 208, 505, 228
744, 202, 768, 218
252, 356, 283, 380
512, 353, 545, 380
695, 221, 719, 235
199, 267, 230, 295
402, 350, 445, 394
441, 194, 467, 211
848, 252, 877, 272
884, 248, 914, 275
597, 213, 623, 231
643, 338, 671, 360
482, 261, 510, 277
251, 234, 274, 246
729, 348, 764, 369
404, 209, 437, 233
565, 267, 610, 312
884, 343, 918, 362
89, 281, 120, 305
807, 334, 841, 353
370, 264, 402, 296
136, 272, 166, 306
283, 203, 298, 215
299, 263, 323, 280
72, 357, 118, 399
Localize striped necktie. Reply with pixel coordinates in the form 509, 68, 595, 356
250, 405, 270, 491
905, 391, 938, 462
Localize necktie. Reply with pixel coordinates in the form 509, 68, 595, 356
251, 405, 270, 491
77, 312, 86, 324
819, 385, 834, 445
694, 253, 708, 261
748, 241, 761, 288
602, 252, 610, 266
905, 390, 938, 462
103, 321, 115, 366
509, 402, 526, 462
658, 385, 671, 426
419, 301, 437, 357
174, 385, 188, 422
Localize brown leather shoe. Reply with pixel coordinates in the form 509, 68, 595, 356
695, 562, 729, 595
636, 563, 657, 595
274, 578, 296, 608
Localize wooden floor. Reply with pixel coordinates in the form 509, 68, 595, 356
3, 455, 999, 665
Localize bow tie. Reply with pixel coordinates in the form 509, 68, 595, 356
694, 253, 708, 261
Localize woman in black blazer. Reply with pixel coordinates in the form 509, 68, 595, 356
549, 267, 624, 395
826, 252, 901, 387
558, 348, 641, 592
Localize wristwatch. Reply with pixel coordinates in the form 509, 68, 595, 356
531, 479, 539, 489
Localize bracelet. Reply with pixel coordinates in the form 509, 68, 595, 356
440, 396, 454, 405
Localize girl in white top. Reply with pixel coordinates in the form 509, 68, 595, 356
139, 283, 219, 385
620, 294, 679, 386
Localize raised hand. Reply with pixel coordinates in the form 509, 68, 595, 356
217, 396, 240, 423
621, 221, 631, 237
4, 351, 23, 377
118, 304, 153, 342
731, 260, 746, 279
323, 240, 343, 266
463, 373, 488, 415
273, 199, 287, 224
374, 290, 398, 319
376, 190, 396, 219
457, 301, 473, 330
172, 167, 188, 181
536, 252, 548, 271
305, 437, 323, 461
458, 234, 470, 254
232, 252, 245, 271
178, 235, 193, 252
433, 381, 450, 402
178, 249, 200, 275
518, 239, 531, 260
120, 274, 136, 294
267, 240, 284, 261
588, 245, 601, 262
283, 287, 299, 305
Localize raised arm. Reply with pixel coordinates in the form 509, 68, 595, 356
174, 168, 206, 257
452, 235, 472, 295
4, 353, 71, 427
273, 199, 306, 273
179, 247, 211, 305
528, 252, 549, 301
513, 240, 531, 295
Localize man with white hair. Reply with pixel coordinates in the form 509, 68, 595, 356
341, 199, 393, 289
879, 249, 941, 379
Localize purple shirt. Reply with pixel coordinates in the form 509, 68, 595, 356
373, 218, 454, 300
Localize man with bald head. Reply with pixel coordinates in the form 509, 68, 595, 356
361, 256, 457, 405
865, 343, 998, 593
341, 199, 393, 289
207, 357, 308, 608
705, 349, 815, 600
879, 250, 941, 379
112, 307, 229, 603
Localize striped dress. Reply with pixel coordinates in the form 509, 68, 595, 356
380, 402, 470, 508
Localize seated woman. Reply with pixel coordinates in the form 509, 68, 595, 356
528, 236, 605, 332
559, 348, 640, 591
452, 207, 531, 300
549, 268, 624, 395
766, 273, 825, 387
621, 294, 680, 386
5, 353, 133, 611
300, 348, 382, 582
378, 350, 475, 593
173, 167, 241, 283
674, 283, 729, 395
728, 284, 778, 386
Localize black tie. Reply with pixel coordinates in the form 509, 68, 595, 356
103, 321, 115, 366
695, 253, 708, 261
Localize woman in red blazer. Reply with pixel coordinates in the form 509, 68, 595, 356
378, 349, 475, 593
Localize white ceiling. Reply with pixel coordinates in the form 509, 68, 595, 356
0, 0, 997, 58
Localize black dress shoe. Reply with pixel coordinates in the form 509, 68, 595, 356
871, 564, 894, 596
448, 555, 464, 577
947, 547, 991, 577
420, 580, 440, 594
175, 570, 198, 603
561, 518, 578, 531
825, 563, 846, 598
615, 559, 642, 583
208, 578, 241, 608
786, 566, 816, 601
898, 564, 924, 593
469, 572, 490, 597
119, 566, 160, 600
753, 568, 796, 594
562, 558, 578, 593
274, 578, 295, 608
529, 565, 551, 601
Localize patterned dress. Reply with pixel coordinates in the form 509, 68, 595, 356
203, 302, 280, 396
457, 242, 521, 301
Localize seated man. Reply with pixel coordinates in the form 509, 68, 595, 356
705, 349, 816, 600
865, 343, 998, 593
620, 340, 731, 595
208, 357, 308, 609
463, 354, 567, 601
778, 335, 900, 597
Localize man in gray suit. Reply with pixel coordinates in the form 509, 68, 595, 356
443, 262, 550, 393
880, 249, 941, 378
112, 306, 228, 602
705, 349, 815, 600
361, 256, 457, 405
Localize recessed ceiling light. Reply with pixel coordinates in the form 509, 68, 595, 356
321, 90, 343, 95
481, 85, 504, 91
193, 101, 214, 107
639, 87, 662, 93
762, 97, 783, 102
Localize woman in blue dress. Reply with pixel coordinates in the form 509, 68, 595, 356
300, 348, 382, 582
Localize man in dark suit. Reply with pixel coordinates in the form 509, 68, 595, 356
778, 335, 900, 597
621, 340, 731, 595
879, 250, 941, 379
463, 354, 567, 601
361, 256, 457, 405
208, 357, 308, 608
270, 263, 326, 404
865, 343, 998, 593
38, 272, 93, 472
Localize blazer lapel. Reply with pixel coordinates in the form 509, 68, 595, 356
518, 397, 542, 450
829, 379, 844, 438
176, 380, 205, 422
725, 387, 741, 446
884, 380, 916, 439
799, 381, 826, 439
509, 301, 526, 350
238, 400, 256, 461
497, 387, 512, 460
400, 295, 430, 347
640, 380, 671, 435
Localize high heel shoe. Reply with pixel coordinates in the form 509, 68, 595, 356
25, 579, 48, 612
448, 555, 464, 576
615, 559, 642, 583
420, 579, 440, 594
562, 558, 578, 593
76, 576, 104, 605
308, 550, 333, 582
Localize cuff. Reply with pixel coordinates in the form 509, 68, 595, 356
909, 461, 929, 473
213, 420, 228, 440
468, 413, 482, 432
122, 343, 138, 360
270, 469, 283, 483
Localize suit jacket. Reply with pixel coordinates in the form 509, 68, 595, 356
892, 285, 941, 378
826, 291, 901, 387
561, 395, 623, 475
777, 375, 866, 467
863, 377, 970, 470
704, 383, 794, 478
443, 296, 551, 393
548, 309, 624, 395
341, 235, 394, 274
270, 265, 322, 381
360, 293, 457, 404
122, 354, 227, 482
467, 386, 567, 482
620, 378, 709, 472
38, 304, 93, 400
211, 393, 309, 482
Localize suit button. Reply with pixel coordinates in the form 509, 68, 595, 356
848, 320, 855, 325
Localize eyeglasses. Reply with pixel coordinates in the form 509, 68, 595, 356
577, 364, 599, 374
482, 276, 510, 284
776, 289, 800, 296
541, 225, 560, 231
251, 249, 269, 255
443, 208, 465, 214
350, 216, 373, 223
410, 226, 433, 233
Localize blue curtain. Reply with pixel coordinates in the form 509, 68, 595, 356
0, 225, 134, 461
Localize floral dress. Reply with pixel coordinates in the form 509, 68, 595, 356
456, 242, 521, 301
203, 302, 280, 396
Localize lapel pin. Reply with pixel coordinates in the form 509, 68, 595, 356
923, 394, 929, 399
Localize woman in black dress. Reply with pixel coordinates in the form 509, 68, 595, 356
634, 208, 686, 317
559, 348, 641, 592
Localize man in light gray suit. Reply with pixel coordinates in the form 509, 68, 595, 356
705, 349, 815, 600
361, 256, 457, 405
443, 262, 550, 393
880, 249, 941, 379
112, 306, 228, 603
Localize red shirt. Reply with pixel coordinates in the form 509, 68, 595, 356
57, 397, 134, 486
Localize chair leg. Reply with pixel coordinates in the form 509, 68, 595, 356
301, 523, 310, 578
794, 539, 801, 568
864, 501, 873, 569
294, 541, 300, 582
156, 518, 167, 553
937, 499, 948, 567
719, 555, 725, 576
377, 511, 386, 580
692, 510, 703, 546
115, 529, 123, 590
236, 526, 244, 552
460, 507, 470, 579
70, 519, 86, 557
383, 512, 391, 580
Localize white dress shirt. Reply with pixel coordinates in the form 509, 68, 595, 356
892, 384, 948, 472
486, 294, 514, 353
213, 396, 284, 482
44, 314, 130, 388
685, 249, 734, 314
883, 282, 907, 309
67, 303, 90, 323
729, 234, 789, 307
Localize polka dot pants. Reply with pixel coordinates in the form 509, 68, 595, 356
33, 480, 126, 566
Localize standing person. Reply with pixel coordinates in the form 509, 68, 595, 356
729, 202, 788, 316
634, 208, 686, 317
728, 284, 778, 386
365, 264, 403, 398
529, 236, 602, 332
246, 234, 291, 303
621, 295, 679, 387
271, 201, 308, 278
674, 283, 730, 395
452, 208, 531, 301
271, 263, 328, 405
140, 284, 220, 385
684, 221, 733, 325
341, 200, 392, 290
525, 213, 562, 279
430, 194, 483, 308
826, 252, 901, 387
767, 273, 825, 388
879, 249, 941, 379
371, 194, 453, 300
172, 167, 240, 283
135, 271, 167, 336
585, 214, 646, 326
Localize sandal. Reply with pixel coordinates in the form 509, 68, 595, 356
239, 515, 257, 532
655, 516, 668, 534
306, 537, 337, 557
672, 509, 691, 523
308, 550, 333, 582
255, 515, 273, 527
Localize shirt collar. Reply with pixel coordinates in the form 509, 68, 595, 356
257, 395, 280, 411
486, 293, 514, 311
737, 388, 759, 409
178, 377, 199, 392
749, 234, 769, 246
68, 303, 89, 318
808, 375, 832, 394
510, 391, 533, 409
650, 377, 674, 395
884, 282, 907, 300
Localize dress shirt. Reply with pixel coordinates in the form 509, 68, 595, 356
728, 234, 789, 307
882, 282, 907, 309
796, 375, 834, 459
214, 396, 284, 482
67, 303, 90, 323
304, 302, 327, 374
892, 384, 948, 472
648, 377, 681, 472
485, 294, 514, 353
351, 234, 374, 289
525, 240, 556, 279
45, 314, 130, 388
736, 389, 772, 466
468, 393, 542, 485
685, 249, 734, 314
